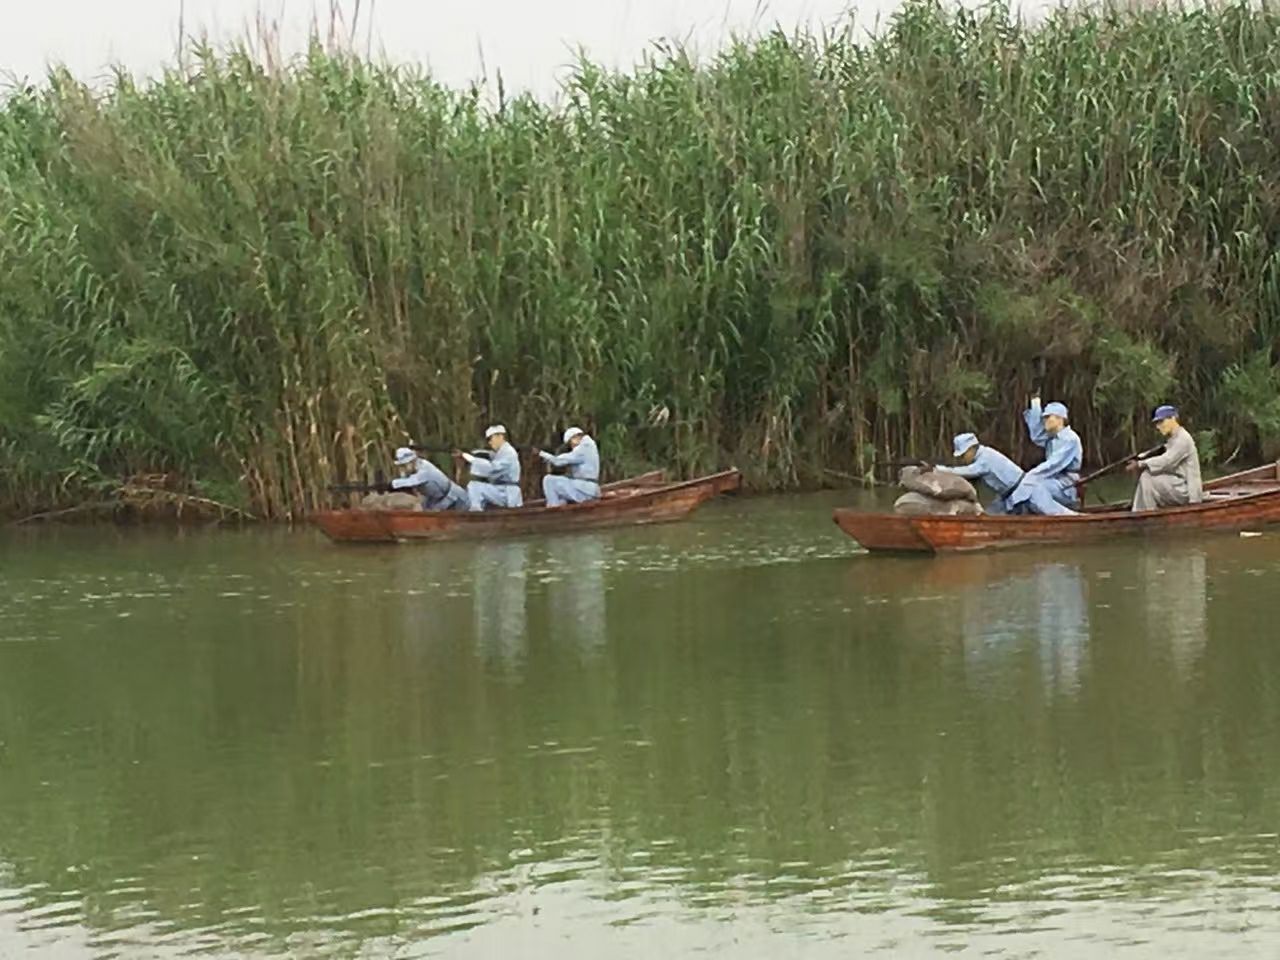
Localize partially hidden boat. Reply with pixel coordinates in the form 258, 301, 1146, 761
315, 469, 741, 543
834, 461, 1280, 554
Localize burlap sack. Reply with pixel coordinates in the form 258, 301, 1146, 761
893, 492, 984, 516
358, 492, 422, 511
899, 466, 978, 502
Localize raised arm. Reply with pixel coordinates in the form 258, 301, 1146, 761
1024, 399, 1049, 449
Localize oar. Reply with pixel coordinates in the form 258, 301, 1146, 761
1074, 445, 1165, 503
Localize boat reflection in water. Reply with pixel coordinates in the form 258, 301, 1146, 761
1140, 547, 1208, 680
0, 523, 1273, 959
863, 544, 1211, 700
956, 560, 1090, 695
543, 534, 609, 659
472, 540, 531, 669
468, 535, 611, 669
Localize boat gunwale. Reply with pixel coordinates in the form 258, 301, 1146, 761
312, 469, 741, 543
909, 485, 1278, 528
840, 460, 1280, 526
833, 460, 1280, 552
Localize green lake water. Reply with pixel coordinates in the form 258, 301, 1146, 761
2, 491, 1279, 958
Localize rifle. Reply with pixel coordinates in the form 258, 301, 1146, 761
411, 445, 492, 460
823, 459, 934, 486
822, 468, 862, 484
327, 481, 387, 494
328, 468, 389, 495
875, 457, 936, 471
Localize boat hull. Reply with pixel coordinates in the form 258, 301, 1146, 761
834, 462, 1280, 554
314, 469, 740, 543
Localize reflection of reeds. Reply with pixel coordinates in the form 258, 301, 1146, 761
3, 1, 1279, 518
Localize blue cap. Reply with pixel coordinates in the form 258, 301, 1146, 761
1152, 404, 1178, 423
1042, 401, 1069, 420
952, 433, 980, 457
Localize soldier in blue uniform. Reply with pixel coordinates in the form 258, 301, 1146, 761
391, 446, 468, 511
464, 425, 523, 511
537, 427, 601, 507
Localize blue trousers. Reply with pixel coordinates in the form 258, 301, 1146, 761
542, 475, 599, 507
1007, 477, 1077, 516
468, 481, 523, 511
425, 483, 469, 512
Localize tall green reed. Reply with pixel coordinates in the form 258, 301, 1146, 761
2, 1, 1279, 519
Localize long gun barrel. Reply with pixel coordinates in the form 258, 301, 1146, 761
411, 445, 492, 460
328, 469, 387, 494
327, 482, 382, 493
875, 457, 935, 470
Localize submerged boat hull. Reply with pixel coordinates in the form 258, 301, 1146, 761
315, 469, 740, 543
834, 462, 1280, 554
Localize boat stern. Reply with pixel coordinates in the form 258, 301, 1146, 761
832, 509, 936, 553
312, 510, 397, 543
711, 469, 743, 495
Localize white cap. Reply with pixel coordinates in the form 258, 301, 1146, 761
952, 433, 979, 458
562, 426, 584, 444
484, 424, 507, 439
394, 446, 416, 465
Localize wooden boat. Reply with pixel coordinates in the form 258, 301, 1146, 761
314, 469, 741, 543
834, 461, 1280, 554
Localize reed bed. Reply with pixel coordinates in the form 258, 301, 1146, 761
2, 0, 1279, 519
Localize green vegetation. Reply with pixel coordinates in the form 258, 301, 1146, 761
2, 1, 1279, 519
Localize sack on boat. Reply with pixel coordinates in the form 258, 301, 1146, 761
899, 466, 978, 502
893, 491, 984, 517
358, 492, 422, 511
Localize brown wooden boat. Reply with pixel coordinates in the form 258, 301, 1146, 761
834, 461, 1280, 554
314, 469, 741, 543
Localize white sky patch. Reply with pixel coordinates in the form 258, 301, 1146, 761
2, 0, 1045, 97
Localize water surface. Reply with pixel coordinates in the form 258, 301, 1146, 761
2, 492, 1279, 957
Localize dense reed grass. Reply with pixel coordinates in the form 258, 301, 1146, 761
3, 1, 1280, 519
